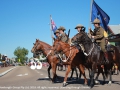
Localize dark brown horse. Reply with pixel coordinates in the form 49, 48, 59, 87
71, 32, 114, 88
107, 45, 120, 74
52, 39, 88, 87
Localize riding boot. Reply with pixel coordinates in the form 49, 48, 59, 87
104, 52, 109, 63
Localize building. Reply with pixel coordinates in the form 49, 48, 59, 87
108, 24, 120, 46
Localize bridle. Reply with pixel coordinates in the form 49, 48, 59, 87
33, 42, 40, 53
34, 41, 53, 58
53, 42, 73, 61
72, 32, 95, 56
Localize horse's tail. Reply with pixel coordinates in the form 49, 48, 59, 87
104, 65, 109, 78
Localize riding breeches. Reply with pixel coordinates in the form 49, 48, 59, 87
97, 42, 106, 52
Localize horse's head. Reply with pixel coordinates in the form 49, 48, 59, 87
31, 39, 42, 54
52, 39, 63, 53
71, 32, 86, 45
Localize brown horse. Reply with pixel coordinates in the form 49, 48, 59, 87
31, 39, 59, 82
71, 32, 114, 88
31, 39, 77, 82
52, 39, 88, 87
107, 45, 120, 74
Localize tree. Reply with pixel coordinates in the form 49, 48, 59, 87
0, 53, 1, 61
14, 47, 29, 64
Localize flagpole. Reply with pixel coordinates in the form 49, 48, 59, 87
50, 15, 53, 45
89, 0, 94, 35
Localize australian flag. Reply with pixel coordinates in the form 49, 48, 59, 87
91, 0, 110, 31
50, 16, 57, 33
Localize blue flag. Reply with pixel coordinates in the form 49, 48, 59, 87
50, 17, 57, 33
91, 0, 110, 31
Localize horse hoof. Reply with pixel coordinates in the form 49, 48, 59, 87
63, 82, 67, 87
95, 80, 100, 85
89, 84, 94, 88
108, 81, 112, 86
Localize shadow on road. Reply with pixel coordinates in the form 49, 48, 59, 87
37, 76, 120, 86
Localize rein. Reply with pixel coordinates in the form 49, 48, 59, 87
45, 50, 52, 58
83, 43, 94, 56
55, 42, 73, 61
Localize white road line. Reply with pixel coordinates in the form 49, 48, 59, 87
17, 74, 23, 76
45, 77, 49, 78
24, 73, 28, 75
17, 73, 28, 76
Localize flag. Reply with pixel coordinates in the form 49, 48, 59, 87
50, 16, 57, 33
91, 0, 110, 32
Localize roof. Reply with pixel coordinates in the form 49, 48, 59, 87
108, 34, 120, 42
108, 24, 120, 34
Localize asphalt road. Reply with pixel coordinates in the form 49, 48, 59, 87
0, 66, 120, 90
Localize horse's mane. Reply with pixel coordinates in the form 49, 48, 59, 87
81, 32, 92, 42
54, 39, 71, 49
37, 39, 52, 48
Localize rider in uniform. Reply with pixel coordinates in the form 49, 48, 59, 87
58, 26, 69, 43
89, 18, 109, 62
75, 24, 85, 33
52, 30, 60, 41
74, 24, 86, 52
57, 26, 69, 64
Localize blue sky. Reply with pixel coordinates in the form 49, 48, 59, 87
0, 0, 120, 58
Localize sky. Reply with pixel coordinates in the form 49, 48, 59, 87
0, 0, 120, 58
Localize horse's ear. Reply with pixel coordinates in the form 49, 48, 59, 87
33, 43, 35, 45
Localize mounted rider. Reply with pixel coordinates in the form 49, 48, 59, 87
58, 26, 69, 43
57, 26, 69, 63
75, 24, 85, 33
52, 30, 60, 41
74, 24, 86, 52
89, 18, 109, 62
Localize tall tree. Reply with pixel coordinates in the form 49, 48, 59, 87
0, 53, 1, 61
14, 47, 29, 64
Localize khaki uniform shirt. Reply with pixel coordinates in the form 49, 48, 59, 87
90, 27, 106, 52
60, 33, 69, 43
90, 27, 105, 43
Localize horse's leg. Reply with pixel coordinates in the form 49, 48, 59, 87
101, 68, 106, 85
94, 70, 100, 84
79, 70, 82, 79
61, 65, 63, 71
108, 69, 112, 85
86, 68, 91, 79
51, 63, 57, 83
69, 68, 74, 80
63, 65, 71, 87
64, 65, 66, 71
94, 66, 102, 84
47, 64, 52, 80
89, 63, 96, 88
57, 65, 60, 71
75, 67, 78, 80
79, 64, 88, 85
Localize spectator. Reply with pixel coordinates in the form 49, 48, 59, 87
2, 55, 6, 67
